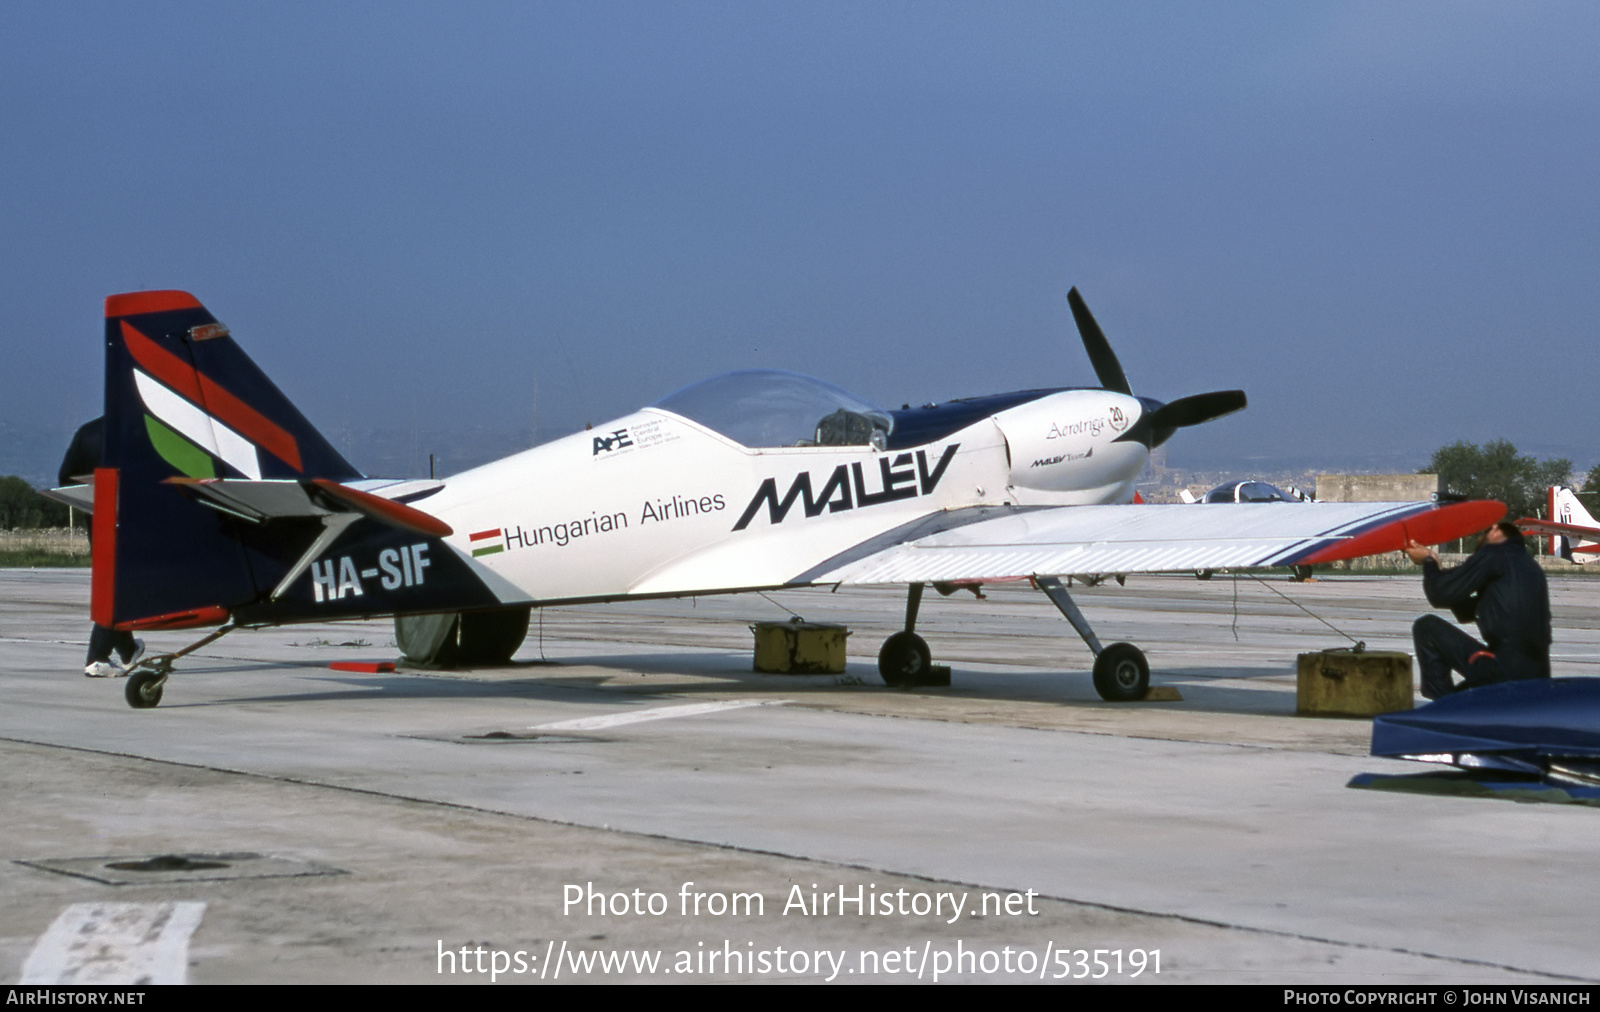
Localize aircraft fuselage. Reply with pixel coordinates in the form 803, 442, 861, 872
426, 388, 1149, 604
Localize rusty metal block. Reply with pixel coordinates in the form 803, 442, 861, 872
752, 620, 850, 674
1297, 649, 1413, 717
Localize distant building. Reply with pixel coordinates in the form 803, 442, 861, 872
1315, 474, 1441, 503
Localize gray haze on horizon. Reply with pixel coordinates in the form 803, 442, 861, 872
2, 2, 1596, 486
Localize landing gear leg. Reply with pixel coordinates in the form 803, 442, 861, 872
1034, 575, 1149, 701
878, 583, 932, 686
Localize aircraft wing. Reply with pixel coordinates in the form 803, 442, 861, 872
1515, 518, 1600, 541
795, 499, 1503, 585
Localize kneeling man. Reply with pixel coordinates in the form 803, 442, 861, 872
1403, 522, 1551, 699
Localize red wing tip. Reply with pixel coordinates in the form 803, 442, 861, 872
105, 291, 204, 317
1298, 499, 1506, 565
329, 661, 396, 673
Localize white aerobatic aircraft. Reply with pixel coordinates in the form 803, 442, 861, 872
52, 288, 1504, 708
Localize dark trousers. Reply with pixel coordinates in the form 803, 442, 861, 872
87, 623, 136, 665
1412, 614, 1547, 700
81, 522, 135, 666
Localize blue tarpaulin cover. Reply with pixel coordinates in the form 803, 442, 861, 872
1351, 678, 1600, 803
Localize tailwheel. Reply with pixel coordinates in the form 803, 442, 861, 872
878, 631, 931, 687
1092, 642, 1149, 702
114, 625, 233, 711
125, 668, 166, 709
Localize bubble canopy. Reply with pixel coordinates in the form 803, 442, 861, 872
651, 369, 894, 448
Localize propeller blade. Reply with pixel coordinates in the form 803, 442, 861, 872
1066, 288, 1131, 395
1143, 390, 1248, 431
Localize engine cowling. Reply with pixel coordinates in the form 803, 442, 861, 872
991, 390, 1148, 501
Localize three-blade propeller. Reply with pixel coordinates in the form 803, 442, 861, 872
1066, 287, 1246, 448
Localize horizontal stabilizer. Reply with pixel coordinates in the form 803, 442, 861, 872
310, 479, 452, 536
1515, 518, 1600, 541
169, 477, 451, 535
41, 483, 95, 513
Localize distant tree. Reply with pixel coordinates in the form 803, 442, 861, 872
1421, 440, 1572, 523
1583, 465, 1600, 502
0, 476, 70, 530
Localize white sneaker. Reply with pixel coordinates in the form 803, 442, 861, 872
122, 639, 146, 668
84, 660, 125, 678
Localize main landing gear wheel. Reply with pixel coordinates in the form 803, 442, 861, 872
1092, 642, 1149, 702
125, 669, 166, 709
878, 631, 932, 687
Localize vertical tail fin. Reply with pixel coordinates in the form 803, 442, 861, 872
98, 291, 361, 628
1552, 485, 1599, 529
105, 291, 358, 482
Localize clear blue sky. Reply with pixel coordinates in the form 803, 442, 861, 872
3, 2, 1595, 479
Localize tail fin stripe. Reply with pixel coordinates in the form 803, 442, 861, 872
143, 414, 216, 479
134, 369, 261, 479
121, 321, 303, 471
1550, 485, 1558, 556
105, 291, 202, 317
91, 468, 118, 627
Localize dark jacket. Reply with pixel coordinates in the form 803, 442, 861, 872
59, 417, 103, 487
1422, 541, 1551, 677
59, 417, 104, 547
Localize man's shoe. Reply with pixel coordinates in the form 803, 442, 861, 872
84, 660, 125, 678
122, 639, 146, 669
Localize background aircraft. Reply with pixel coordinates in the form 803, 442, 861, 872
53, 289, 1503, 709
1178, 480, 1315, 505
1177, 480, 1317, 581
1517, 486, 1600, 564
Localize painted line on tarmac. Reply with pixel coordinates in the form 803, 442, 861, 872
21, 901, 206, 984
530, 698, 791, 731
